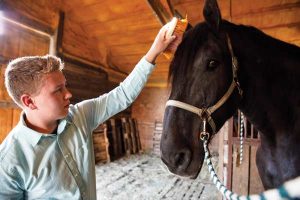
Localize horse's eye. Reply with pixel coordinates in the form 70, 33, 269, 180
208, 60, 218, 70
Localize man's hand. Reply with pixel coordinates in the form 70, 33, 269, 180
145, 23, 176, 64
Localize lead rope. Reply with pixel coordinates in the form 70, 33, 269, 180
201, 133, 300, 200
239, 112, 244, 165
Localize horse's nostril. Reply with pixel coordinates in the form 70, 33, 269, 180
174, 152, 185, 166
173, 150, 191, 170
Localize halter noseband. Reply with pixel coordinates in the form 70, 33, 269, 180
166, 34, 242, 140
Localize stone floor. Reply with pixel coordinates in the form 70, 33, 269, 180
95, 153, 219, 200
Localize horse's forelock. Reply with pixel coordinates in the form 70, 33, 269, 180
168, 23, 210, 87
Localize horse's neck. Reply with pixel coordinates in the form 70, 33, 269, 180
228, 24, 300, 141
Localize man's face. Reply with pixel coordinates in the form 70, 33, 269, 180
33, 71, 72, 121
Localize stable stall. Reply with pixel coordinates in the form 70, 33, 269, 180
1, 0, 300, 199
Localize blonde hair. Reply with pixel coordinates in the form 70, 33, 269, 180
5, 55, 64, 107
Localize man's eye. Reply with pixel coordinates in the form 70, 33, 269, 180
56, 88, 63, 93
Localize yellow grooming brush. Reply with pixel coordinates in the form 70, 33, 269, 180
163, 16, 188, 60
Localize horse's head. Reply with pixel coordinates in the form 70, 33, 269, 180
160, 0, 242, 178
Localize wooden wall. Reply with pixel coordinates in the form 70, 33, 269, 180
0, 20, 49, 143
132, 87, 170, 150
62, 59, 116, 104
132, 87, 219, 153
0, 18, 117, 143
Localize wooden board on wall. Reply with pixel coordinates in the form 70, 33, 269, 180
0, 19, 49, 143
232, 144, 250, 195
249, 146, 264, 194
131, 87, 170, 150
0, 108, 21, 143
0, 108, 13, 143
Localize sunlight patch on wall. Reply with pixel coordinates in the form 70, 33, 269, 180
0, 11, 4, 35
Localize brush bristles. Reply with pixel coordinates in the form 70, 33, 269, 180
163, 17, 188, 60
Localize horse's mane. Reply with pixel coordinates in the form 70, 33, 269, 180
168, 20, 300, 88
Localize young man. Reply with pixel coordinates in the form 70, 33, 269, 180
0, 24, 175, 199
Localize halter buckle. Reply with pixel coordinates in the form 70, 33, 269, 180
199, 119, 210, 141
200, 131, 210, 141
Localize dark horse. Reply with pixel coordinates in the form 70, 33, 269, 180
160, 0, 300, 190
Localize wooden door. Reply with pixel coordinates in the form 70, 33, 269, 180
218, 111, 264, 198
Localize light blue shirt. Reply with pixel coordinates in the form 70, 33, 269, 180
0, 57, 155, 200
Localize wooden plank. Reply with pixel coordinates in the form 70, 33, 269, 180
231, 0, 300, 16
0, 108, 13, 143
293, 39, 300, 47
147, 0, 172, 25
135, 121, 155, 150
121, 117, 132, 155
89, 28, 158, 45
1, 0, 60, 32
129, 118, 138, 153
84, 12, 160, 36
67, 88, 104, 101
18, 31, 49, 56
249, 146, 264, 194
232, 144, 250, 195
232, 138, 262, 146
65, 0, 152, 23
0, 21, 21, 59
262, 24, 300, 44
12, 109, 21, 127
227, 118, 233, 189
63, 61, 107, 79
232, 6, 300, 30
217, 125, 225, 200
62, 17, 104, 64
0, 64, 10, 102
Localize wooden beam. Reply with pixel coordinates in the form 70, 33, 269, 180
147, 0, 172, 25
59, 52, 127, 79
0, 55, 10, 65
56, 11, 64, 55
0, 12, 52, 38
58, 52, 107, 75
0, 100, 18, 108
0, 2, 54, 35
166, 0, 175, 16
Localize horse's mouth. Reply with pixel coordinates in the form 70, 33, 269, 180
161, 156, 201, 179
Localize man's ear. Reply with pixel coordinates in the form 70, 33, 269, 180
20, 94, 37, 110
203, 0, 222, 32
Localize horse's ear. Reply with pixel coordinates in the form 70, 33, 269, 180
203, 0, 222, 32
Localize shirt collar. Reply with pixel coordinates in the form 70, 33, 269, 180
18, 112, 43, 146
17, 112, 73, 146
57, 114, 73, 135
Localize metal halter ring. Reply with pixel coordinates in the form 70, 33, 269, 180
200, 131, 210, 141
199, 119, 210, 141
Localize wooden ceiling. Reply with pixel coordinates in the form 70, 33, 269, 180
1, 0, 300, 87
